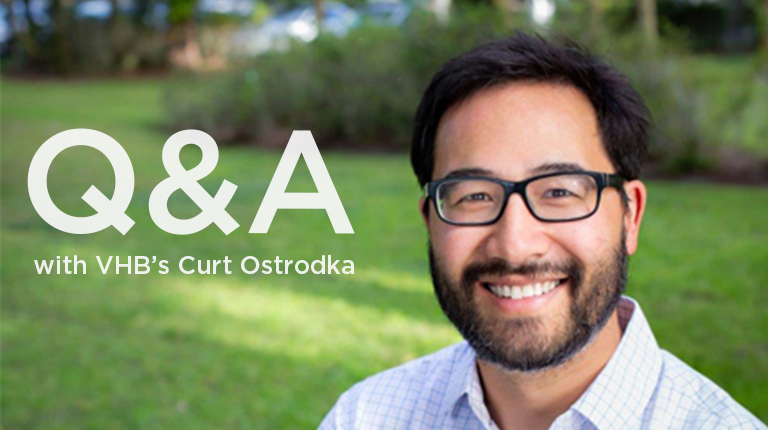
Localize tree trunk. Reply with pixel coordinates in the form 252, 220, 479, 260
432, 0, 451, 24
50, 0, 73, 74
638, 0, 658, 52
18, 0, 42, 66
106, 0, 124, 72
588, 0, 603, 45
763, 0, 768, 53
314, 0, 324, 33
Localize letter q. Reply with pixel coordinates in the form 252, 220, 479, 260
28, 129, 135, 234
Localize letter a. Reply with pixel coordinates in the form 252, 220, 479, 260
250, 131, 354, 234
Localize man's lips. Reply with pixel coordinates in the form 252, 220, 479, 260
476, 277, 569, 313
479, 277, 568, 300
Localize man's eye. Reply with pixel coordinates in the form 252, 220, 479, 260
543, 188, 575, 198
458, 193, 493, 203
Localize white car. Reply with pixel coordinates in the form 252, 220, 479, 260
230, 2, 359, 56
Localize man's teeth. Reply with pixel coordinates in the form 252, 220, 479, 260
487, 281, 561, 299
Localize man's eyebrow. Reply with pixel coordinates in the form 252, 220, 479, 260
440, 164, 586, 180
529, 162, 586, 176
442, 168, 496, 179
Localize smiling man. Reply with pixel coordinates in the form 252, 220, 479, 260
318, 33, 766, 430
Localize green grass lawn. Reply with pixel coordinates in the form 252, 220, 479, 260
1, 77, 767, 429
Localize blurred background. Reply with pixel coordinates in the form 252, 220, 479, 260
1, 0, 767, 427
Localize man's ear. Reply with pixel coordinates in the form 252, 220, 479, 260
623, 180, 647, 256
419, 197, 430, 226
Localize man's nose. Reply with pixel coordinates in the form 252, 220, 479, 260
484, 194, 551, 264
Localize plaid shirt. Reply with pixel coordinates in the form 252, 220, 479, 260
319, 297, 767, 430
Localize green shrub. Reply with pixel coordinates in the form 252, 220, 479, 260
163, 6, 509, 149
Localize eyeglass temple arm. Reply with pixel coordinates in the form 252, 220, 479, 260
604, 173, 626, 189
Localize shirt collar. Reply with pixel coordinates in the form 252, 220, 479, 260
441, 340, 477, 418
442, 296, 663, 430
442, 346, 499, 429
570, 297, 663, 430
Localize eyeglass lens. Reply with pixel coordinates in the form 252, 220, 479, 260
436, 174, 599, 223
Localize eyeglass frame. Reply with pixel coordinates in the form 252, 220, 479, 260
423, 170, 627, 226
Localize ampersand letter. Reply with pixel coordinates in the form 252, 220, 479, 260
149, 130, 239, 235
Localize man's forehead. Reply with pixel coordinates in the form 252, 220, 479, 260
432, 82, 612, 180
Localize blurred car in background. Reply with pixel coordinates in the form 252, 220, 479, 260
229, 1, 358, 56
74, 0, 169, 29
75, 0, 255, 22
74, 0, 132, 19
195, 0, 254, 20
356, 0, 410, 27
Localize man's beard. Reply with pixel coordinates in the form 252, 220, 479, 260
429, 232, 629, 372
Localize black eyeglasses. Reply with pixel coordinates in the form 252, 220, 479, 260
423, 171, 626, 225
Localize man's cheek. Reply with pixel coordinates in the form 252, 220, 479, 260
436, 230, 479, 258
554, 222, 614, 254
430, 235, 466, 272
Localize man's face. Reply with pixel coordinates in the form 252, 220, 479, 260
425, 82, 643, 372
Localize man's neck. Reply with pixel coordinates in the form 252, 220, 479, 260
477, 311, 623, 430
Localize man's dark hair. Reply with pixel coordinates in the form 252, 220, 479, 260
411, 32, 650, 187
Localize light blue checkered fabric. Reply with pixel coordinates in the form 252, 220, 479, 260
319, 297, 767, 430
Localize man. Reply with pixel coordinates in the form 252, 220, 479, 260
319, 33, 767, 430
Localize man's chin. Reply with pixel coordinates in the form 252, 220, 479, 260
469, 314, 584, 373
470, 289, 621, 373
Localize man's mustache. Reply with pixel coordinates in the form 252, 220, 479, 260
461, 258, 584, 290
